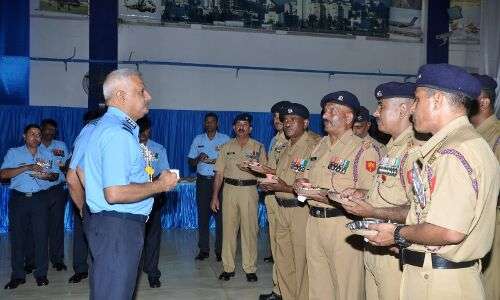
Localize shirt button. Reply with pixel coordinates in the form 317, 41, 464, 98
424, 274, 429, 280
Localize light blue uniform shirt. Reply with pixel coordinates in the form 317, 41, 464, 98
187, 132, 230, 176
69, 119, 99, 171
84, 107, 153, 216
1, 145, 59, 193
144, 139, 170, 177
39, 139, 69, 186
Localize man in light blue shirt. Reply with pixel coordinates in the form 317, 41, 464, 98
83, 69, 178, 299
137, 116, 170, 288
1, 124, 59, 289
66, 107, 107, 285
188, 112, 230, 261
37, 118, 70, 272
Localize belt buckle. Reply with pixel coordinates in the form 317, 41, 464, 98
25, 192, 33, 197
315, 208, 322, 217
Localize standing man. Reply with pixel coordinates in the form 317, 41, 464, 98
469, 73, 499, 300
341, 82, 417, 300
39, 118, 70, 271
367, 64, 500, 300
353, 106, 386, 159
138, 116, 171, 288
188, 112, 229, 262
261, 100, 290, 299
294, 91, 379, 300
84, 69, 178, 299
1, 124, 59, 288
211, 113, 266, 282
256, 102, 320, 300
67, 107, 107, 284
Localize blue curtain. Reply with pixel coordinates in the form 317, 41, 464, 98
0, 105, 324, 177
0, 0, 29, 105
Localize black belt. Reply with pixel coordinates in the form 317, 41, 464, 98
276, 197, 300, 208
197, 174, 214, 180
309, 206, 344, 218
223, 178, 257, 186
11, 189, 48, 198
401, 249, 478, 269
90, 210, 148, 223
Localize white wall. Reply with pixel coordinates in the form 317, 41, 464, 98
29, 14, 481, 113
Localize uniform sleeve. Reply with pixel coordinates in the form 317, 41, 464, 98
187, 136, 199, 159
258, 143, 268, 166
1, 149, 16, 169
159, 146, 170, 171
214, 144, 226, 173
356, 145, 379, 190
424, 156, 477, 234
101, 131, 134, 188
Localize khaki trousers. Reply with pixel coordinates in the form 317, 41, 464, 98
400, 254, 484, 300
364, 245, 402, 300
221, 184, 259, 273
483, 209, 500, 300
306, 213, 365, 300
265, 195, 281, 294
275, 204, 309, 300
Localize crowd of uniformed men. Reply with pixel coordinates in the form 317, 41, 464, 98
1, 63, 499, 300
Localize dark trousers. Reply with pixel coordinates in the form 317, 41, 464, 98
47, 184, 68, 264
196, 175, 222, 254
142, 194, 164, 279
9, 190, 49, 279
85, 213, 145, 300
72, 205, 89, 273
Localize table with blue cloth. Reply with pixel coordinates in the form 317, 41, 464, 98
0, 181, 269, 233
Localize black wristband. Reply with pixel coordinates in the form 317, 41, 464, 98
394, 224, 411, 248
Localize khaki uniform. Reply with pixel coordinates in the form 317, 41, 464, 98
266, 131, 287, 295
402, 116, 500, 300
269, 131, 320, 300
305, 130, 379, 300
364, 135, 387, 161
215, 138, 267, 273
365, 126, 416, 300
476, 115, 500, 300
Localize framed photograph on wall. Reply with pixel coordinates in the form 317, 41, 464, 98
38, 0, 89, 15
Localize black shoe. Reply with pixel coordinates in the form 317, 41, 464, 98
4, 278, 26, 289
35, 277, 49, 286
68, 272, 88, 283
24, 264, 35, 274
246, 273, 258, 282
148, 277, 161, 288
195, 251, 209, 261
264, 256, 274, 263
259, 292, 282, 300
216, 253, 222, 262
53, 262, 67, 271
218, 271, 235, 281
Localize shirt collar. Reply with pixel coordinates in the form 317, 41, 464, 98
387, 126, 414, 148
476, 114, 498, 134
418, 116, 470, 159
107, 107, 139, 137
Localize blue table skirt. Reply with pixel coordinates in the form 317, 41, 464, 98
0, 182, 269, 234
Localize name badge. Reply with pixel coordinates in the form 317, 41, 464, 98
197, 145, 204, 148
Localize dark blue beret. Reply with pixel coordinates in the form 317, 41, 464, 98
280, 102, 310, 119
416, 64, 481, 99
233, 113, 252, 125
375, 82, 416, 100
471, 73, 497, 92
354, 106, 370, 123
320, 91, 360, 112
271, 101, 292, 114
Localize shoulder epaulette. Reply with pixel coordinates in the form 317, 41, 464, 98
121, 118, 137, 135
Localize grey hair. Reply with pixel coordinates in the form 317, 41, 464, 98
422, 87, 471, 111
102, 68, 142, 100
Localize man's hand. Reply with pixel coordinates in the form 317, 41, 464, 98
259, 177, 289, 193
365, 223, 397, 246
211, 196, 220, 212
248, 163, 274, 175
339, 188, 368, 202
155, 170, 179, 193
197, 152, 209, 163
341, 198, 375, 218
27, 163, 44, 173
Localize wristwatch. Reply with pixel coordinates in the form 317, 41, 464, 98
394, 225, 412, 248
